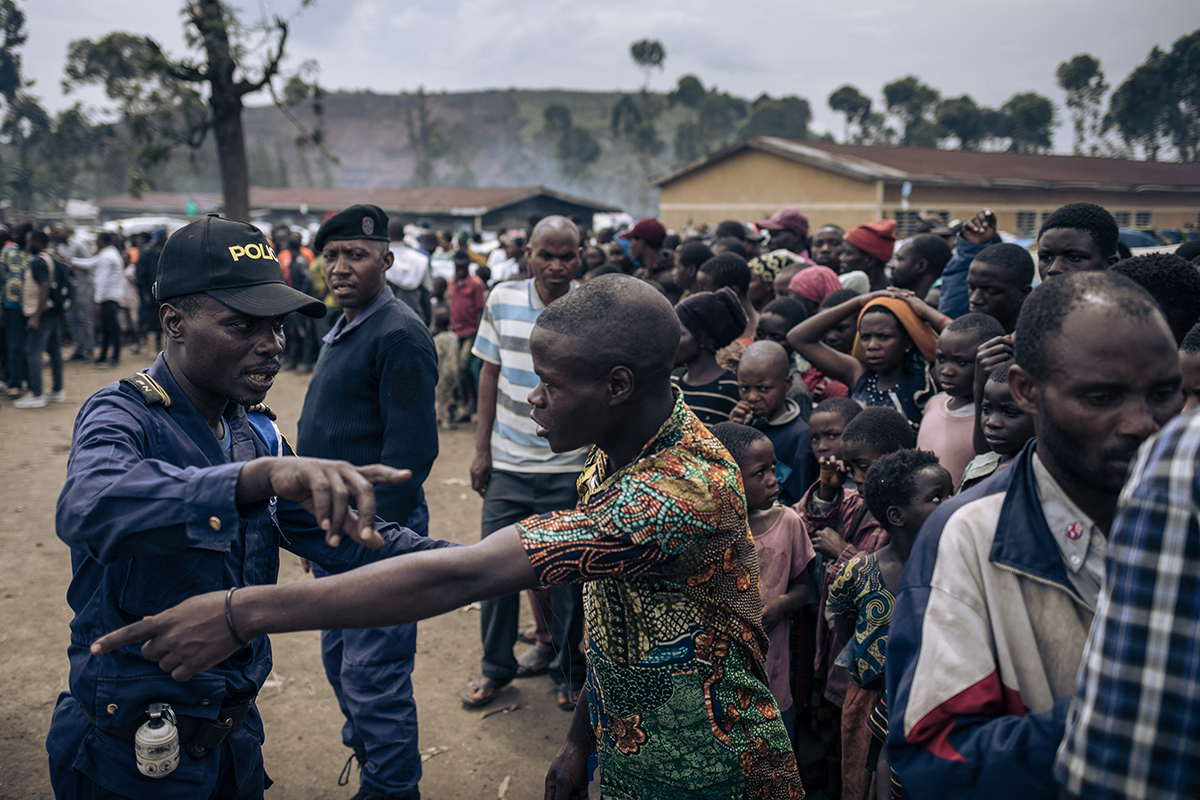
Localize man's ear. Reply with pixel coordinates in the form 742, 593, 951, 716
608, 365, 635, 406
1006, 364, 1040, 416
1019, 284, 1033, 301
886, 505, 906, 531
160, 303, 187, 344
783, 373, 793, 392
1106, 253, 1121, 267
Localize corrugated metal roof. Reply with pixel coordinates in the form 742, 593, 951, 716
653, 137, 1200, 192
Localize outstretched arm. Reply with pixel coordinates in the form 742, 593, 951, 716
787, 294, 874, 388
92, 525, 538, 680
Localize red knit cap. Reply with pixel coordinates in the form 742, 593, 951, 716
844, 219, 898, 264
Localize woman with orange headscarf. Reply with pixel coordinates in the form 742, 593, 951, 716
786, 289, 949, 428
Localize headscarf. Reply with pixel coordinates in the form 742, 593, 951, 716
747, 251, 795, 285
788, 266, 842, 304
838, 270, 870, 294
852, 297, 938, 362
676, 288, 748, 354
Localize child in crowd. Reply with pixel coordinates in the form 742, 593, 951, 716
789, 290, 945, 428
819, 289, 862, 354
1036, 202, 1121, 280
794, 405, 914, 798
710, 422, 814, 742
754, 296, 820, 416
917, 312, 1005, 488
789, 265, 843, 317
672, 288, 748, 425
966, 243, 1035, 334
731, 341, 817, 505
1182, 322, 1200, 415
808, 398, 863, 467
960, 362, 1036, 491
432, 308, 460, 430
831, 449, 953, 800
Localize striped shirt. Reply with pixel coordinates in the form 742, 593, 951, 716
671, 369, 741, 427
471, 279, 587, 473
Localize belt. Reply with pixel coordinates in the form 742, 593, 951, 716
81, 700, 255, 758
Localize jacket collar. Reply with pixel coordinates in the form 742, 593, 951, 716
145, 355, 261, 465
988, 439, 1085, 604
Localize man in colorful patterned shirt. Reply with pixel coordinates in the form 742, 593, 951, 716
94, 274, 803, 800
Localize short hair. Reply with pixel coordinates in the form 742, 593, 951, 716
388, 218, 407, 240
711, 237, 749, 260
820, 288, 861, 309
907, 234, 953, 274
1112, 253, 1200, 345
29, 229, 49, 247
1014, 271, 1164, 380
699, 253, 752, 295
476, 265, 491, 284
1175, 240, 1200, 262
815, 224, 845, 235
535, 274, 679, 385
709, 421, 769, 464
840, 406, 915, 453
677, 242, 714, 269
760, 297, 808, 328
715, 220, 748, 241
989, 361, 1014, 383
973, 243, 1035, 285
1038, 202, 1119, 258
165, 292, 206, 317
812, 397, 863, 424
452, 250, 471, 263
945, 311, 1006, 343
1182, 322, 1200, 355
862, 449, 946, 530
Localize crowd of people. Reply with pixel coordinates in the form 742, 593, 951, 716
16, 196, 1200, 800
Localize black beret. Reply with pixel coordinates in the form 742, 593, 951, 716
314, 204, 390, 251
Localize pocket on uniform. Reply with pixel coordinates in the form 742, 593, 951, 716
119, 541, 229, 617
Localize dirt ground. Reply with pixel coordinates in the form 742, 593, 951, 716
0, 347, 596, 799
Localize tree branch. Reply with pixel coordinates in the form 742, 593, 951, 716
235, 17, 288, 97
268, 81, 340, 166
145, 39, 207, 84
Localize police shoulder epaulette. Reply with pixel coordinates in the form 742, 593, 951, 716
245, 402, 277, 421
119, 373, 173, 407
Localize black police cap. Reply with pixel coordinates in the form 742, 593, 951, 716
154, 215, 326, 319
313, 204, 390, 252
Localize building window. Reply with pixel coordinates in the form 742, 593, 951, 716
1114, 211, 1131, 227
1135, 211, 1153, 228
894, 211, 920, 237
1015, 211, 1037, 237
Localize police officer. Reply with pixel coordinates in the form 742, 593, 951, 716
46, 214, 455, 799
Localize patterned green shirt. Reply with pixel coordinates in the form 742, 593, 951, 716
517, 391, 803, 799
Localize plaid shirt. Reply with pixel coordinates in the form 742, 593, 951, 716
1055, 411, 1200, 799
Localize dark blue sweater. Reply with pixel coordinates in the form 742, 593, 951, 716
296, 297, 439, 526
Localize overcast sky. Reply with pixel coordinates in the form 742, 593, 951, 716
22, 0, 1200, 151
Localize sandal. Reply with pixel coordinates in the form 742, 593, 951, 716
515, 646, 552, 678
517, 626, 538, 646
555, 683, 583, 712
462, 676, 510, 708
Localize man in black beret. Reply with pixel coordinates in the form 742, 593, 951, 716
297, 204, 439, 800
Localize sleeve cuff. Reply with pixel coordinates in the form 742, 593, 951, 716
182, 461, 253, 542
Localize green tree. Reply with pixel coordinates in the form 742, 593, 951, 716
629, 39, 665, 90
1001, 92, 1056, 153
883, 76, 940, 145
935, 95, 987, 150
828, 84, 872, 142
742, 94, 811, 139
668, 74, 705, 109
556, 126, 600, 179
1056, 54, 1108, 155
1108, 31, 1200, 162
404, 86, 446, 185
543, 103, 572, 137
64, 0, 303, 221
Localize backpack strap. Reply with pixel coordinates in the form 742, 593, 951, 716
120, 373, 173, 407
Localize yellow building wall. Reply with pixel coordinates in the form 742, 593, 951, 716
658, 150, 879, 231
659, 150, 1200, 235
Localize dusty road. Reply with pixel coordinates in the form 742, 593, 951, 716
0, 348, 591, 799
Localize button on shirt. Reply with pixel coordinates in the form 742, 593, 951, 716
1032, 454, 1106, 607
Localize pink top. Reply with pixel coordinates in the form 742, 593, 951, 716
753, 506, 816, 712
916, 392, 977, 489
447, 274, 486, 338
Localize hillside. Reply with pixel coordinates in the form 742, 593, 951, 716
232, 88, 699, 215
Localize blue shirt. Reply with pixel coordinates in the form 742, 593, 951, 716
323, 288, 393, 344
47, 354, 453, 797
